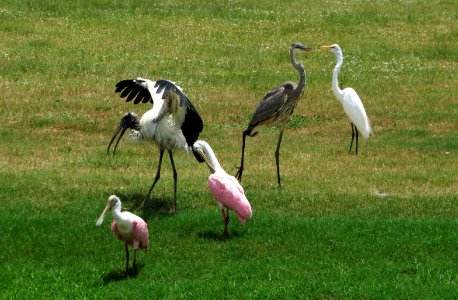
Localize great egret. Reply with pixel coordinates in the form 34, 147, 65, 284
321, 44, 371, 153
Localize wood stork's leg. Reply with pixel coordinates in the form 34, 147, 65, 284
349, 123, 355, 154
235, 132, 248, 182
221, 208, 229, 238
275, 127, 285, 189
168, 150, 178, 212
124, 244, 129, 273
139, 149, 165, 210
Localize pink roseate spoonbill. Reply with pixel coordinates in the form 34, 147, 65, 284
107, 78, 204, 211
96, 195, 149, 273
193, 140, 252, 238
235, 42, 312, 189
321, 44, 372, 154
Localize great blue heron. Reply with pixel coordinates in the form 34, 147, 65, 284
235, 42, 312, 188
107, 78, 204, 212
321, 44, 371, 154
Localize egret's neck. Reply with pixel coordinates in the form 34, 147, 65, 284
332, 53, 344, 102
290, 49, 306, 92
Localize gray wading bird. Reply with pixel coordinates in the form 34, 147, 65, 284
107, 78, 204, 212
321, 44, 371, 154
235, 42, 312, 188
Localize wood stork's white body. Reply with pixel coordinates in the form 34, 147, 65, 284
108, 78, 204, 211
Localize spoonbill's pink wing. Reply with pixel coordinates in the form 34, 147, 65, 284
208, 173, 252, 223
132, 219, 149, 250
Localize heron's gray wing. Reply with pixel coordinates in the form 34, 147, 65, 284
115, 79, 152, 104
154, 80, 204, 146
248, 86, 287, 126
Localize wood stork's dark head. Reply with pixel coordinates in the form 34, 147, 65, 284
107, 112, 140, 156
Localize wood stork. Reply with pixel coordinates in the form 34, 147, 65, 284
107, 78, 204, 212
96, 195, 149, 273
321, 44, 372, 154
193, 140, 252, 238
235, 42, 312, 188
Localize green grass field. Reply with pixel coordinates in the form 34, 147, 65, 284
1, 0, 457, 298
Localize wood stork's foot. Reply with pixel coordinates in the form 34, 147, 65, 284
235, 166, 243, 182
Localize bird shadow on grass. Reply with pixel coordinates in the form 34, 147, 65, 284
100, 263, 145, 285
197, 230, 242, 241
112, 192, 177, 220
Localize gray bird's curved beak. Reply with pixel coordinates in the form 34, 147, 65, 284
107, 123, 127, 156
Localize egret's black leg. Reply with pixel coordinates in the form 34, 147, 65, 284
349, 123, 355, 154
139, 149, 165, 210
124, 244, 129, 273
275, 128, 285, 189
168, 149, 178, 212
355, 126, 359, 154
235, 131, 248, 182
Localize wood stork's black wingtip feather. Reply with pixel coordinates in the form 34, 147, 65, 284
115, 79, 134, 93
114, 79, 152, 104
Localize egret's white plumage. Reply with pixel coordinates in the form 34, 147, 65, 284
107, 78, 204, 211
322, 44, 371, 153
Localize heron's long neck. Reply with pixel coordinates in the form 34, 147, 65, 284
203, 144, 224, 174
332, 52, 344, 102
290, 49, 306, 94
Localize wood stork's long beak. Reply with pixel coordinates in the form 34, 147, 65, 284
107, 124, 127, 157
96, 201, 113, 226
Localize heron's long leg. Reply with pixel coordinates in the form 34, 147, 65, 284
124, 244, 129, 273
275, 128, 285, 189
139, 149, 165, 209
355, 126, 359, 154
168, 150, 178, 212
349, 123, 355, 154
235, 132, 248, 181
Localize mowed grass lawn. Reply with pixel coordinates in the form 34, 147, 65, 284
1, 0, 457, 298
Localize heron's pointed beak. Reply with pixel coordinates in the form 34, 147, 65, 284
321, 45, 334, 51
96, 201, 113, 226
107, 124, 128, 157
300, 45, 313, 52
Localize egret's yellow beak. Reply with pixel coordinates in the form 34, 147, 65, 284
321, 45, 334, 51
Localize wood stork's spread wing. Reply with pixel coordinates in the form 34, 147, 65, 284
154, 80, 204, 146
248, 85, 287, 126
115, 79, 152, 104
115, 78, 203, 146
